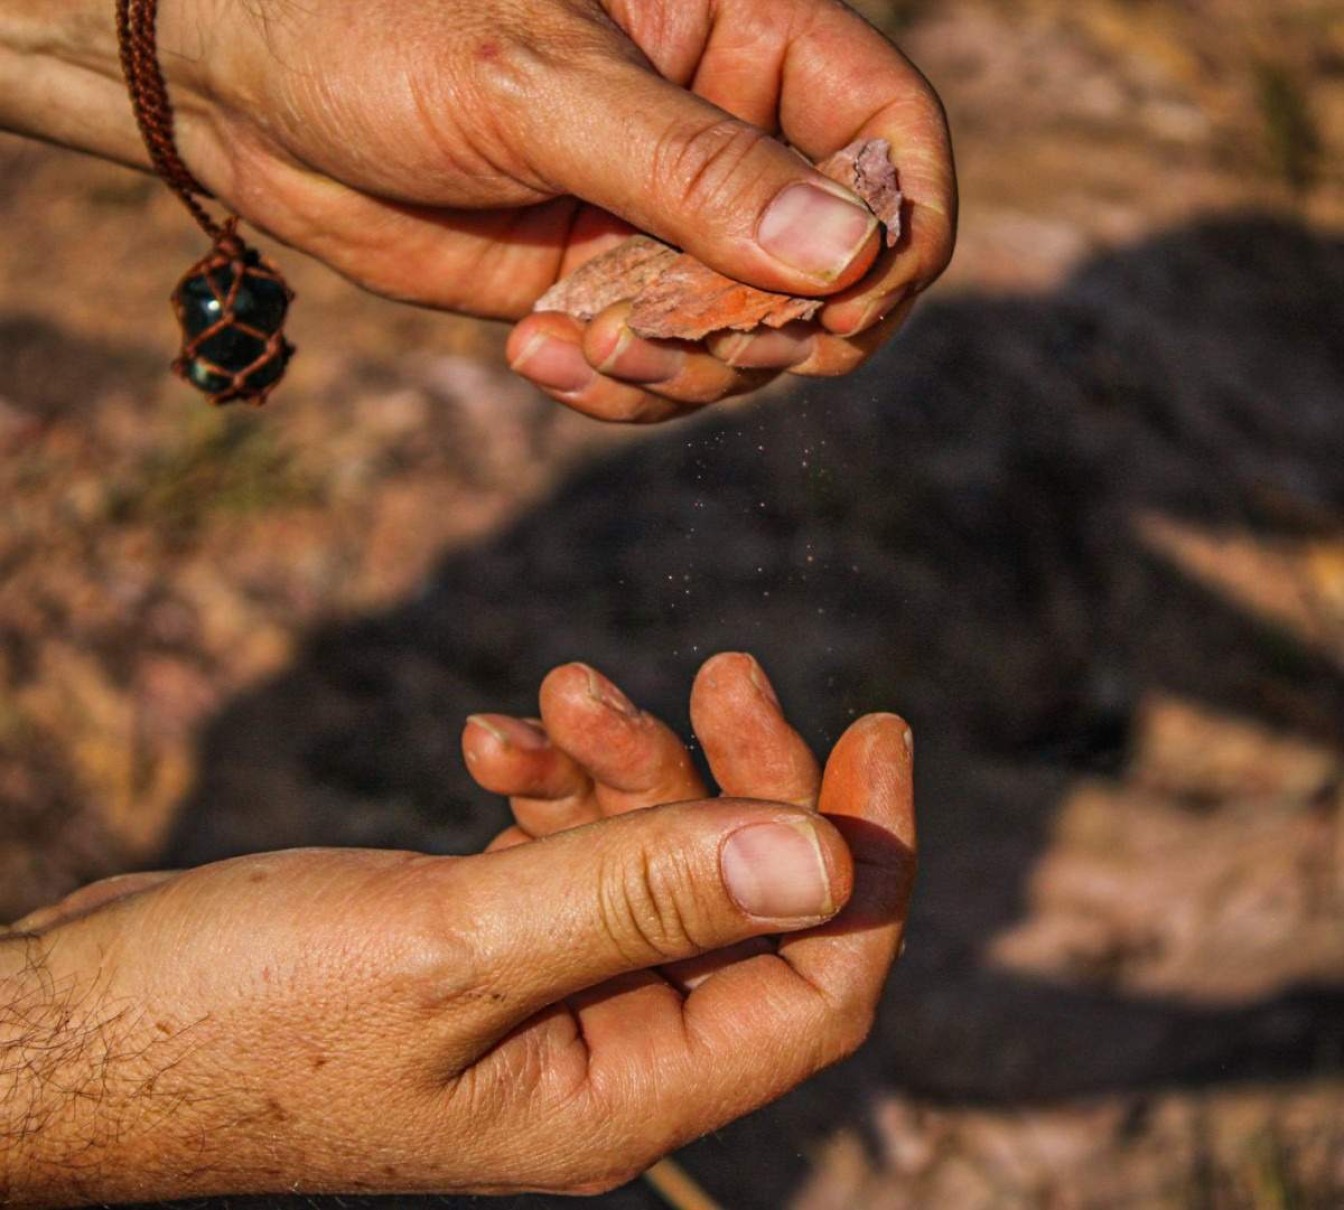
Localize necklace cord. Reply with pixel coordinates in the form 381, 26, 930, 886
114, 0, 295, 406
115, 0, 222, 239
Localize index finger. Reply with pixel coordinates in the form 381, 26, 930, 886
686, 712, 915, 1031
770, 0, 957, 322
605, 0, 955, 302
776, 3, 955, 216
775, 712, 916, 1003
611, 0, 953, 205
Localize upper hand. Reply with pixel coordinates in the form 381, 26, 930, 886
164, 0, 955, 420
1, 653, 914, 1204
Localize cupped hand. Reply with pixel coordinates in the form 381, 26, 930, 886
159, 0, 954, 420
2, 654, 913, 1205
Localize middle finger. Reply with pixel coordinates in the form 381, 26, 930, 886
539, 663, 709, 816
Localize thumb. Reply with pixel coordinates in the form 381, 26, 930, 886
457, 799, 852, 1021
520, 60, 880, 295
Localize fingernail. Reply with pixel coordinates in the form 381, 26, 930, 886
746, 657, 782, 710
757, 183, 877, 282
467, 714, 550, 750
597, 328, 686, 384
714, 332, 752, 364
510, 333, 595, 393
581, 664, 639, 718
717, 326, 814, 369
722, 819, 833, 919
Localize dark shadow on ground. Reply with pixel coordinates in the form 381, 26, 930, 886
0, 314, 160, 418
152, 215, 1344, 1209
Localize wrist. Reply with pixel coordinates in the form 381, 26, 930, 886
0, 0, 215, 171
0, 929, 119, 1206
0, 922, 236, 1207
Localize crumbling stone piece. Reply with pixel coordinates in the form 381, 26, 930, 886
533, 138, 902, 341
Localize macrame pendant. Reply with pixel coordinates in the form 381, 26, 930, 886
171, 225, 294, 407
118, 0, 296, 407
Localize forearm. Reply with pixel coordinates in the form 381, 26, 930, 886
0, 928, 212, 1208
1, 931, 108, 1206
0, 0, 208, 170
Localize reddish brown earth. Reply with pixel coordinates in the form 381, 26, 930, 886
3, 2, 1344, 1207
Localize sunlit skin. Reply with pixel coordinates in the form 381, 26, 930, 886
2, 1, 930, 1198
1, 654, 914, 1204
0, 0, 955, 421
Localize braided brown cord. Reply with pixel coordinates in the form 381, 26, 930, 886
115, 0, 221, 238
115, 0, 294, 406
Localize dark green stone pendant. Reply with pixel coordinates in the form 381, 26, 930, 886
171, 225, 294, 406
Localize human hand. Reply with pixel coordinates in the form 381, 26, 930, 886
0, 653, 914, 1205
11, 0, 954, 420
463, 652, 916, 986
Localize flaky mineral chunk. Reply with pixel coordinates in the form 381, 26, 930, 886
527, 236, 678, 325
532, 138, 902, 341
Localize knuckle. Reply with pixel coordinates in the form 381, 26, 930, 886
458, 25, 562, 106
475, 44, 542, 103
652, 118, 775, 222
455, 14, 619, 122
411, 923, 487, 1012
389, 865, 490, 1011
598, 845, 707, 963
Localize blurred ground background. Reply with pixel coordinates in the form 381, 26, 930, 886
3, 0, 1344, 1206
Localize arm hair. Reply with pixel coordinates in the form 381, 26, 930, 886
0, 931, 185, 1207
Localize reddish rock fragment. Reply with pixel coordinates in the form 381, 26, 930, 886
532, 236, 677, 322
827, 138, 904, 247
624, 257, 825, 340
533, 139, 902, 341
